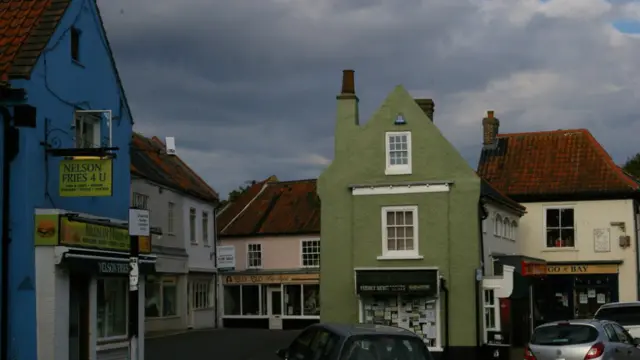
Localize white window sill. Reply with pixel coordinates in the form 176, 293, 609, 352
97, 340, 128, 352
377, 255, 424, 261
542, 247, 578, 252
428, 347, 444, 352
384, 167, 412, 176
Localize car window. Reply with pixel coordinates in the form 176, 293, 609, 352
310, 330, 340, 360
603, 324, 620, 342
612, 324, 633, 344
530, 324, 599, 346
339, 335, 432, 360
595, 305, 640, 326
290, 328, 319, 360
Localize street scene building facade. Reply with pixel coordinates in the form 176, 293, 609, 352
478, 115, 640, 348
217, 176, 321, 330
317, 70, 514, 359
131, 133, 220, 333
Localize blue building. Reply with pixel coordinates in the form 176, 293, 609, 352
0, 1, 155, 360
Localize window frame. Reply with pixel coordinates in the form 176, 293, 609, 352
167, 202, 175, 235
74, 111, 101, 149
494, 214, 502, 236
247, 243, 263, 269
384, 131, 412, 175
502, 217, 510, 239
511, 220, 517, 241
202, 211, 209, 246
380, 205, 419, 258
192, 279, 212, 310
96, 277, 128, 342
544, 206, 576, 249
483, 288, 500, 343
132, 192, 149, 210
189, 207, 197, 244
300, 238, 320, 268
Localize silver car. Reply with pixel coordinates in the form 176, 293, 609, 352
526, 319, 640, 360
595, 302, 640, 338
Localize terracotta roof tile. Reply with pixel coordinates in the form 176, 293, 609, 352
218, 178, 320, 237
130, 133, 219, 203
0, 0, 70, 83
478, 129, 639, 198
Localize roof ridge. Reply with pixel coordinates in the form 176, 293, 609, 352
582, 130, 639, 190
497, 128, 589, 138
270, 178, 318, 185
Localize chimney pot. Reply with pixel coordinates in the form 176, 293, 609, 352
482, 110, 500, 148
341, 69, 355, 95
487, 110, 494, 119
415, 98, 435, 122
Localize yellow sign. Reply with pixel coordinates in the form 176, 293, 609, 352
34, 214, 60, 246
224, 273, 319, 285
546, 263, 618, 275
60, 218, 151, 253
59, 159, 113, 197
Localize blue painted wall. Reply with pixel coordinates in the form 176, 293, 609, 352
7, 0, 133, 358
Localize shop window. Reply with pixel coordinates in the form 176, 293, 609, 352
483, 289, 499, 339
381, 206, 419, 257
97, 278, 127, 339
247, 243, 262, 269
301, 239, 320, 268
385, 131, 412, 175
303, 284, 320, 316
284, 284, 302, 315
360, 294, 440, 349
241, 285, 260, 315
192, 280, 211, 310
224, 286, 241, 315
545, 207, 575, 248
145, 276, 178, 318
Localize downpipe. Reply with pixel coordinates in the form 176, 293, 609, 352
1, 105, 12, 360
440, 277, 450, 360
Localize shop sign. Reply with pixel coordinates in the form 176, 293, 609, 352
59, 159, 113, 197
217, 245, 235, 271
355, 270, 438, 296
98, 261, 130, 274
545, 263, 618, 275
59, 217, 151, 253
224, 273, 319, 285
356, 284, 434, 294
34, 214, 60, 246
521, 262, 547, 276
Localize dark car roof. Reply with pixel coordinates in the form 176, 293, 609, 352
312, 323, 419, 338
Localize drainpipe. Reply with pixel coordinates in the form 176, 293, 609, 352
476, 201, 489, 356
0, 105, 11, 360
440, 278, 450, 360
213, 205, 219, 328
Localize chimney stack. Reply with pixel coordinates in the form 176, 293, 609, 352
482, 110, 500, 148
340, 69, 355, 96
414, 98, 435, 122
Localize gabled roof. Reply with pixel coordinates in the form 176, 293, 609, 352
0, 0, 71, 82
217, 177, 320, 237
480, 179, 526, 215
130, 133, 219, 203
478, 129, 640, 200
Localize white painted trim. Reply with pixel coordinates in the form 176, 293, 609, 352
354, 266, 440, 271
385, 131, 412, 175
246, 242, 263, 269
482, 288, 501, 343
222, 315, 269, 319
281, 315, 321, 320
542, 205, 576, 249
353, 183, 449, 196
381, 206, 420, 258
300, 238, 321, 268
377, 255, 424, 260
220, 182, 270, 234
96, 341, 128, 352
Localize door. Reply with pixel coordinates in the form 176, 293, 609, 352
69, 273, 90, 360
187, 280, 195, 328
267, 286, 283, 330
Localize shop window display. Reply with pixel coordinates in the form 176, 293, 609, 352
285, 284, 302, 315
361, 294, 439, 347
97, 278, 127, 339
145, 276, 178, 317
224, 286, 241, 315
242, 285, 260, 315
303, 284, 320, 316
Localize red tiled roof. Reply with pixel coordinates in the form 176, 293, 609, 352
218, 177, 320, 237
0, 0, 70, 82
130, 133, 219, 203
478, 129, 640, 198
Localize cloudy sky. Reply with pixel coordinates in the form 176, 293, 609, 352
97, 0, 640, 199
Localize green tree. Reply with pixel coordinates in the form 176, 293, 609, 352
623, 153, 640, 178
220, 180, 258, 207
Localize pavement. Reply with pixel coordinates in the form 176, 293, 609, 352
145, 328, 301, 360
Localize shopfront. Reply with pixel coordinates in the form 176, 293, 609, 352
221, 272, 320, 330
34, 211, 156, 360
354, 268, 441, 350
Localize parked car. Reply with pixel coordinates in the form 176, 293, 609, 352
595, 302, 640, 338
276, 323, 433, 360
525, 319, 640, 360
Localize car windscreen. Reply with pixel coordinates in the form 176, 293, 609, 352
595, 306, 640, 326
530, 324, 599, 346
339, 335, 433, 360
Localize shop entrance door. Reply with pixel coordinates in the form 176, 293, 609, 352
187, 280, 195, 329
267, 286, 283, 330
69, 273, 90, 360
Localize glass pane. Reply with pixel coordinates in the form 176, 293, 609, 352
389, 136, 396, 144
389, 143, 396, 151
406, 226, 414, 238
284, 285, 301, 315
404, 212, 413, 225
405, 238, 414, 250
561, 229, 575, 247
395, 212, 404, 225
396, 227, 405, 239
162, 284, 177, 316
546, 209, 560, 228
241, 285, 260, 315
560, 208, 574, 228
271, 290, 282, 315
397, 238, 406, 250
223, 286, 241, 315
386, 212, 395, 225
400, 142, 407, 150
547, 229, 561, 247
145, 277, 161, 317
595, 305, 640, 326
387, 238, 396, 251
302, 284, 320, 316
531, 324, 599, 345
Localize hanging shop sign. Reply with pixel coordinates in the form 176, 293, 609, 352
59, 158, 113, 197
223, 272, 319, 285
216, 245, 236, 271
34, 214, 60, 246
355, 270, 438, 296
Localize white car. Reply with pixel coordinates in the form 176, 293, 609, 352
594, 302, 640, 338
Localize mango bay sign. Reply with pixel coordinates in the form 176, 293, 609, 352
59, 159, 113, 197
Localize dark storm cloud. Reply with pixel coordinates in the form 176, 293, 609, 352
97, 0, 640, 197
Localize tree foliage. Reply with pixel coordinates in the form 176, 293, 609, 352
219, 180, 258, 207
623, 153, 640, 179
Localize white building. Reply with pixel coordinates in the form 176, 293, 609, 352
131, 133, 219, 333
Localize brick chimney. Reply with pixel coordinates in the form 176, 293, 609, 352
482, 110, 500, 148
414, 98, 434, 122
334, 69, 359, 154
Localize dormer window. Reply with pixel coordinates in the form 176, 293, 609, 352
70, 27, 81, 62
385, 131, 412, 175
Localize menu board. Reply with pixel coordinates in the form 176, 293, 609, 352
361, 294, 439, 347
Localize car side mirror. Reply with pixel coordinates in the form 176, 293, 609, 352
276, 348, 288, 359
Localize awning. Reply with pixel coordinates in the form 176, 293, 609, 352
60, 248, 156, 276
493, 255, 547, 299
